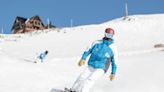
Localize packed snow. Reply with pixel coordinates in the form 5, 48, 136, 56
0, 14, 164, 92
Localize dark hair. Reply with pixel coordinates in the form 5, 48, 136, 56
103, 37, 113, 41
45, 50, 48, 54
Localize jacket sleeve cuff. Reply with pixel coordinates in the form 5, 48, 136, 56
111, 72, 115, 75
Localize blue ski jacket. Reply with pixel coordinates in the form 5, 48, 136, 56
81, 38, 117, 74
39, 52, 47, 60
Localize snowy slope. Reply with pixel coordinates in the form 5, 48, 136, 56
0, 14, 164, 92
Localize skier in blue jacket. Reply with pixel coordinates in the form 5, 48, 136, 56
35, 50, 49, 63
70, 28, 118, 92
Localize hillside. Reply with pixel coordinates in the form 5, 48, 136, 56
0, 14, 164, 92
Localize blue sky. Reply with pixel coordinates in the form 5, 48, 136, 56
0, 0, 164, 34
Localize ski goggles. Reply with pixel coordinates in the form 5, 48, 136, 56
105, 33, 113, 38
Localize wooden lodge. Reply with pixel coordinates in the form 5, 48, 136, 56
11, 15, 53, 34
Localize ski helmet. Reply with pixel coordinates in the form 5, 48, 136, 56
104, 28, 115, 39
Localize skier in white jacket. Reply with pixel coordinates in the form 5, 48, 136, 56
68, 28, 118, 92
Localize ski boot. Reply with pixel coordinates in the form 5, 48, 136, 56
64, 88, 76, 92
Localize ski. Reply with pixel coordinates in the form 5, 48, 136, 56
50, 88, 75, 92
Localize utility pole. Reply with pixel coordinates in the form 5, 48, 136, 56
70, 19, 73, 28
47, 18, 50, 29
1, 27, 3, 34
125, 2, 129, 19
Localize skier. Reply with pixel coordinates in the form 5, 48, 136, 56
66, 28, 118, 92
35, 50, 49, 63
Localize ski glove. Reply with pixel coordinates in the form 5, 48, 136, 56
109, 74, 115, 81
78, 59, 85, 66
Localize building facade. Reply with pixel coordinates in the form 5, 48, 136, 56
11, 15, 46, 34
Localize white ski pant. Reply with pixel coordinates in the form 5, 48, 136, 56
35, 57, 43, 63
35, 57, 41, 63
72, 66, 104, 92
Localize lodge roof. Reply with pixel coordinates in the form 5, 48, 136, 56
11, 16, 27, 31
